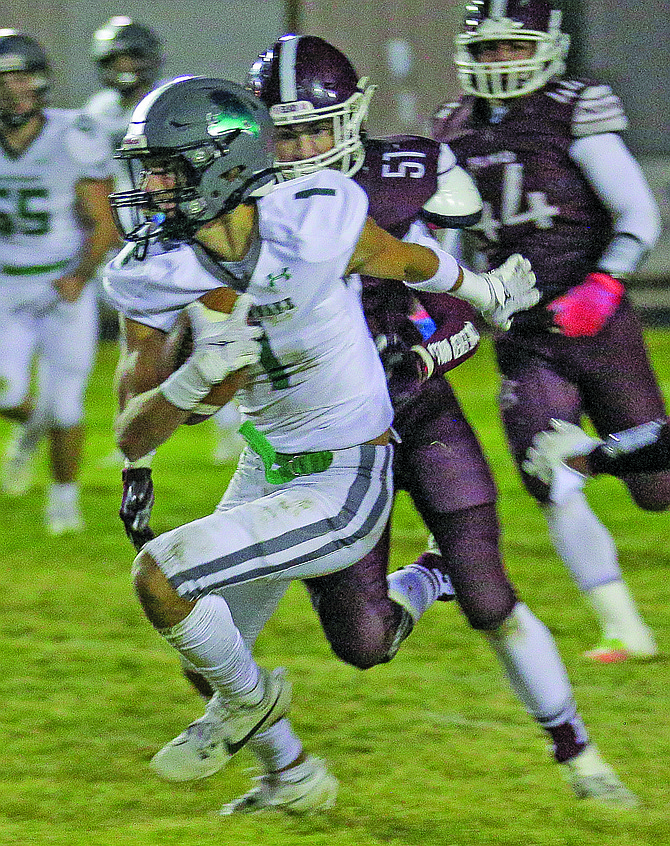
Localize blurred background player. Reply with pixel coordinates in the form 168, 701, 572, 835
432, 0, 669, 662
84, 15, 163, 341
84, 16, 242, 463
147, 36, 636, 812
0, 30, 117, 532
86, 16, 164, 178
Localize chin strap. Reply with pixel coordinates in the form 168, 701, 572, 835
0, 108, 41, 129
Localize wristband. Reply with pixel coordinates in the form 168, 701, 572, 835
406, 248, 461, 293
124, 451, 155, 469
409, 345, 435, 379
450, 267, 494, 311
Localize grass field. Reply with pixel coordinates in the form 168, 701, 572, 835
1, 333, 669, 846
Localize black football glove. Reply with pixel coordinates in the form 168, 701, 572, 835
375, 333, 430, 413
120, 467, 155, 552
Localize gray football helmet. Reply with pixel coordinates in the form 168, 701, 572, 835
91, 16, 163, 93
110, 76, 278, 246
0, 30, 50, 127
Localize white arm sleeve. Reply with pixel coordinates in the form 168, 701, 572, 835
569, 133, 661, 275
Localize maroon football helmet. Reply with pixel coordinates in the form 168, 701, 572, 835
454, 0, 570, 98
247, 34, 375, 178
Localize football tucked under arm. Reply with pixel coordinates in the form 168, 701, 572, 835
159, 287, 259, 424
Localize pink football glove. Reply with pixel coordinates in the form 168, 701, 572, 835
548, 272, 624, 337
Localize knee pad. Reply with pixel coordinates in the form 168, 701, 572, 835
40, 368, 86, 428
0, 365, 31, 410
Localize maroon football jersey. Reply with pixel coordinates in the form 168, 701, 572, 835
433, 79, 626, 329
356, 136, 479, 379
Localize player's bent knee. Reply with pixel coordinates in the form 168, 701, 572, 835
626, 477, 670, 512
132, 549, 190, 628
462, 591, 517, 632
330, 640, 387, 670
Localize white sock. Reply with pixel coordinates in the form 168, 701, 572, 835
543, 494, 652, 644
484, 603, 579, 726
47, 482, 79, 508
542, 493, 620, 590
161, 593, 262, 706
586, 581, 655, 649
248, 718, 304, 772
20, 407, 49, 453
387, 563, 444, 622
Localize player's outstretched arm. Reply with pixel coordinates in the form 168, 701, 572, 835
348, 217, 539, 330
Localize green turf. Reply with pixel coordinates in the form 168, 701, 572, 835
1, 333, 669, 845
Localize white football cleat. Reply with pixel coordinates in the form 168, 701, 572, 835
222, 667, 292, 754
151, 695, 231, 782
562, 745, 639, 808
1, 428, 36, 497
151, 668, 291, 782
220, 756, 338, 815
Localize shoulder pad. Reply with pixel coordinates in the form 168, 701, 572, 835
261, 171, 368, 264
432, 98, 474, 143
572, 84, 628, 137
421, 164, 482, 229
433, 101, 461, 122
64, 111, 112, 168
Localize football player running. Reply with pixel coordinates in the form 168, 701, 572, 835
146, 37, 637, 812
433, 0, 668, 662
104, 75, 537, 815
0, 31, 118, 532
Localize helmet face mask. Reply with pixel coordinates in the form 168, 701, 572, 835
91, 17, 163, 94
247, 35, 376, 179
454, 0, 570, 99
0, 30, 50, 127
110, 77, 278, 249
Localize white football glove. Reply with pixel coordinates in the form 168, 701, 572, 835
478, 254, 539, 330
160, 294, 262, 411
523, 419, 603, 505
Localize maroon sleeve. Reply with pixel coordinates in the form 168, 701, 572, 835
415, 292, 481, 376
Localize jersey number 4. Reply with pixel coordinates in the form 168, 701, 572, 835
476, 162, 559, 241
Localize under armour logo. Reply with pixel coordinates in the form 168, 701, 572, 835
266, 267, 291, 289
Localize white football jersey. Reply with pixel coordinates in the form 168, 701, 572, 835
105, 169, 393, 452
0, 109, 112, 301
83, 85, 169, 191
